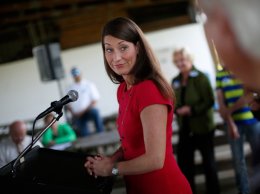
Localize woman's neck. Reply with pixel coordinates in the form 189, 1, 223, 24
123, 75, 134, 90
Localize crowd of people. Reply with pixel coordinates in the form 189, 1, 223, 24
1, 3, 260, 193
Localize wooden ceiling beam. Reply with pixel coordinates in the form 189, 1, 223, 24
0, 0, 194, 64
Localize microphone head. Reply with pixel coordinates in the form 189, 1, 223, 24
68, 90, 78, 102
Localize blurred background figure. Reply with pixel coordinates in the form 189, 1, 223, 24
198, 0, 260, 93
216, 66, 260, 194
171, 47, 220, 194
0, 120, 43, 168
198, 0, 260, 193
41, 113, 77, 149
66, 67, 105, 137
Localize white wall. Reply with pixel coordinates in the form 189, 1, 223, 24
149, 24, 216, 86
0, 23, 215, 126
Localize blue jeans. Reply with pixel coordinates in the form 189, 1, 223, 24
227, 122, 260, 194
75, 108, 105, 137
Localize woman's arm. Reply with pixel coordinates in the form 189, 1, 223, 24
85, 104, 167, 176
110, 146, 124, 162
117, 104, 167, 175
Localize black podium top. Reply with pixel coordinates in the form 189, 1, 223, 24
0, 147, 114, 194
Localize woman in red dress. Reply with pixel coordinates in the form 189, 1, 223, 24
85, 17, 192, 194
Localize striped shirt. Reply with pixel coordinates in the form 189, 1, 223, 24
216, 69, 257, 125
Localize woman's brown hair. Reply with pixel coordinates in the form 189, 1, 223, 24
101, 17, 175, 100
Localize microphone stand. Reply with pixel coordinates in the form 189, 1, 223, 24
11, 108, 63, 178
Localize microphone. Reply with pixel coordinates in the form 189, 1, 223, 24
36, 90, 78, 119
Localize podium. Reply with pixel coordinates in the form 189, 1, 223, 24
0, 146, 114, 194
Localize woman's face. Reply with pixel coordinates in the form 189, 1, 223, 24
104, 35, 139, 78
173, 52, 193, 74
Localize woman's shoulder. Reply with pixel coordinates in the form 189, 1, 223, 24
134, 80, 162, 95
134, 80, 173, 111
136, 79, 156, 88
189, 68, 209, 82
135, 80, 162, 97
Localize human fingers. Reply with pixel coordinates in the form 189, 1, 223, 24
95, 154, 104, 160
84, 160, 93, 175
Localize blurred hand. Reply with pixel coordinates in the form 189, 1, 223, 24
176, 106, 191, 116
47, 140, 56, 147
227, 119, 240, 140
84, 155, 113, 177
